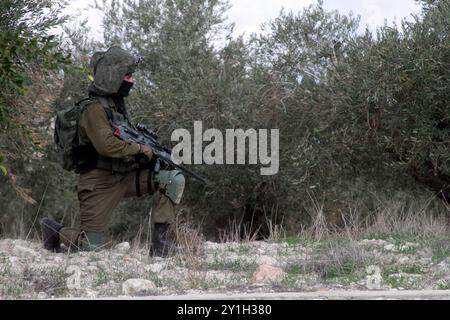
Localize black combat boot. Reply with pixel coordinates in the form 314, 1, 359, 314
149, 223, 177, 258
40, 217, 63, 253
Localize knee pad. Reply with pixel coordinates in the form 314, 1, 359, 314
153, 170, 185, 204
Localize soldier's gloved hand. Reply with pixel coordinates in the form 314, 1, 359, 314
139, 144, 153, 159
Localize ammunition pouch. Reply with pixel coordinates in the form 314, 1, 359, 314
73, 143, 138, 174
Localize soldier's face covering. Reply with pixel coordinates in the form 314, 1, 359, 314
117, 80, 134, 97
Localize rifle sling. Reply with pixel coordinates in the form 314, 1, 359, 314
136, 169, 142, 197
148, 170, 158, 194
96, 96, 115, 122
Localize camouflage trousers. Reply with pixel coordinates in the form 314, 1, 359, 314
59, 168, 176, 250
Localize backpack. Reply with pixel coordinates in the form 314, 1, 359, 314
54, 97, 92, 171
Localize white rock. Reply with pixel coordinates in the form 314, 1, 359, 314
12, 245, 37, 258
53, 256, 64, 264
417, 249, 433, 259
86, 266, 98, 272
256, 255, 278, 267
122, 279, 156, 296
404, 242, 418, 248
8, 257, 25, 275
37, 292, 48, 299
251, 264, 284, 284
12, 240, 29, 247
365, 265, 383, 290
256, 248, 266, 255
146, 263, 166, 273
0, 239, 13, 253
220, 253, 238, 264
96, 261, 109, 270
205, 270, 228, 283
384, 244, 395, 251
66, 265, 83, 290
438, 262, 450, 272
205, 242, 220, 250
398, 256, 410, 264
84, 288, 98, 299
360, 239, 389, 246
418, 257, 432, 266
115, 242, 131, 253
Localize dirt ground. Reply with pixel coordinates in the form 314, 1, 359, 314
2, 236, 450, 299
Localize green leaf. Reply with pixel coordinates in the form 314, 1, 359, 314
0, 165, 6, 176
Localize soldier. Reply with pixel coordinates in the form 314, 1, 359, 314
40, 46, 185, 257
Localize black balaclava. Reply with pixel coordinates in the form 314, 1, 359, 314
117, 80, 134, 97
110, 80, 134, 118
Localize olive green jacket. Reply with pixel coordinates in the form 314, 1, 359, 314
79, 100, 140, 172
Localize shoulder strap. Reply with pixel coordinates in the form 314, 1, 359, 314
96, 96, 134, 126
75, 97, 91, 106
96, 96, 115, 121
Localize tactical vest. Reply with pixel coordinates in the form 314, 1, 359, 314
77, 96, 139, 174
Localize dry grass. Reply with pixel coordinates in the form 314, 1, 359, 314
218, 219, 261, 243
171, 212, 207, 287
361, 199, 449, 238
264, 216, 285, 242
129, 217, 152, 253
304, 242, 370, 280
280, 193, 449, 283
298, 192, 450, 242
301, 192, 330, 241
173, 213, 205, 260
217, 206, 286, 243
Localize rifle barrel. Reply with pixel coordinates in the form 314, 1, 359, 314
176, 163, 209, 184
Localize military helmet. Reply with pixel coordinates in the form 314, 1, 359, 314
89, 46, 141, 96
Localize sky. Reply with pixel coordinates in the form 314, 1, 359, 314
226, 0, 421, 36
64, 0, 422, 40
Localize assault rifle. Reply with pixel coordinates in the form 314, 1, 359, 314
111, 121, 208, 184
